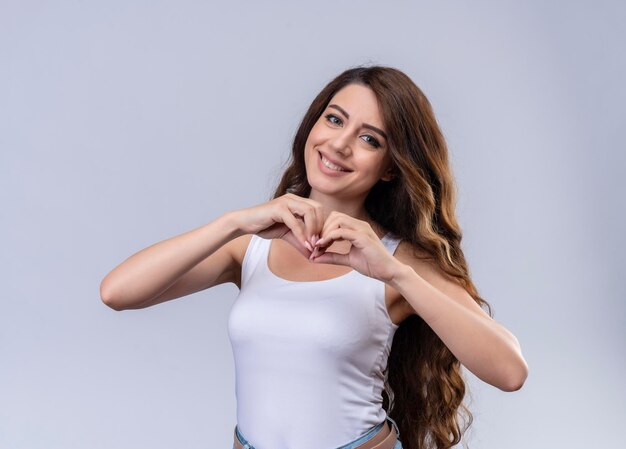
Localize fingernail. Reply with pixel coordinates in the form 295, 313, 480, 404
304, 241, 312, 251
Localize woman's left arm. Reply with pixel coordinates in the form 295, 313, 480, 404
388, 256, 529, 392
310, 213, 529, 392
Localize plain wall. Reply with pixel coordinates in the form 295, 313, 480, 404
1, 1, 624, 448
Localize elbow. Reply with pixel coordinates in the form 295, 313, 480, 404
100, 280, 126, 311
499, 358, 529, 392
102, 298, 125, 311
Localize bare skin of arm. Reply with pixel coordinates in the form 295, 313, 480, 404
388, 251, 529, 392
100, 193, 324, 311
309, 212, 528, 392
100, 212, 245, 311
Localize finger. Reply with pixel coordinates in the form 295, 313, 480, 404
312, 203, 325, 237
283, 231, 312, 259
298, 204, 319, 243
290, 195, 325, 235
307, 201, 325, 240
278, 206, 309, 247
316, 211, 362, 246
317, 214, 339, 246
311, 250, 350, 266
316, 227, 359, 248
308, 244, 323, 260
286, 199, 319, 242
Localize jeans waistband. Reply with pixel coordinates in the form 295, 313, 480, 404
234, 414, 401, 449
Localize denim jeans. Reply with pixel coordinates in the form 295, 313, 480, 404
233, 415, 403, 449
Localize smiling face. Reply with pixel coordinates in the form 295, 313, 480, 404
304, 83, 393, 203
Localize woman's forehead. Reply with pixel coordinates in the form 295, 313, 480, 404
327, 84, 384, 128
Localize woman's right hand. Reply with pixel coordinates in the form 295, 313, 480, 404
230, 193, 325, 258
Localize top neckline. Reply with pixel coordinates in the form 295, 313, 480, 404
264, 232, 393, 284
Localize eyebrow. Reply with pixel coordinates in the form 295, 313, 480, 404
328, 104, 388, 140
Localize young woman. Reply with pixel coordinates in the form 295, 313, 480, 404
100, 66, 528, 449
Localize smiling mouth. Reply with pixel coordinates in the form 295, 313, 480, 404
319, 152, 352, 172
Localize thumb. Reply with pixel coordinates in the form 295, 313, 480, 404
311, 250, 350, 266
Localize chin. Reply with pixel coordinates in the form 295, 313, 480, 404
306, 176, 336, 194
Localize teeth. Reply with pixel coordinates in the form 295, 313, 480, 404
321, 155, 347, 172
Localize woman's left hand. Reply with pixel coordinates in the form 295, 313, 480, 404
309, 211, 404, 283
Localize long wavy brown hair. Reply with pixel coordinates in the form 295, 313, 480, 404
270, 65, 492, 449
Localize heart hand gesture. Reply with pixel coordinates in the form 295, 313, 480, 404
309, 211, 403, 283
230, 193, 324, 259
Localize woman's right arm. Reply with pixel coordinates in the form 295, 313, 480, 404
99, 211, 244, 311
100, 193, 325, 311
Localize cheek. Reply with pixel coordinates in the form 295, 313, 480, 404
303, 139, 317, 171
304, 139, 315, 162
360, 155, 386, 176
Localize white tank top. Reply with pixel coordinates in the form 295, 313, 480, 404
227, 232, 402, 449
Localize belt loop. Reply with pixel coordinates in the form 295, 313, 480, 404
386, 415, 401, 440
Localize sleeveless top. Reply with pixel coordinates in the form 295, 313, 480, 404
227, 232, 403, 449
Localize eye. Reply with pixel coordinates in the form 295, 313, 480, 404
324, 113, 343, 126
361, 134, 381, 148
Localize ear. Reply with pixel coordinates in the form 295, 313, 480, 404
380, 167, 396, 182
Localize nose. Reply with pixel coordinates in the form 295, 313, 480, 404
328, 128, 352, 157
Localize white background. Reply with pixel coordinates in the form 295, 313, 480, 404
1, 1, 624, 448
